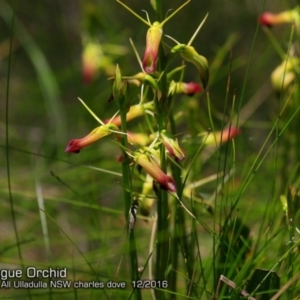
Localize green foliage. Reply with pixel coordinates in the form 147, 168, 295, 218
2, 0, 300, 299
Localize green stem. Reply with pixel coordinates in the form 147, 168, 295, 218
168, 113, 193, 297
119, 107, 141, 300
155, 0, 162, 21
153, 1, 170, 299
155, 119, 169, 300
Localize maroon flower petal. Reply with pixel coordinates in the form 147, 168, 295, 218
65, 139, 81, 153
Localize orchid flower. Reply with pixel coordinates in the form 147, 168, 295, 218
65, 98, 119, 153
65, 123, 119, 153
133, 151, 176, 192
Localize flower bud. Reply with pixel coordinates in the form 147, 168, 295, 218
171, 45, 209, 88
82, 42, 102, 85
271, 58, 298, 91
260, 10, 299, 27
113, 64, 122, 95
204, 127, 241, 146
160, 130, 186, 161
142, 23, 163, 73
112, 64, 129, 109
82, 42, 114, 84
169, 81, 202, 96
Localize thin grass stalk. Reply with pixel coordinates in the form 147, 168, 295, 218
219, 85, 297, 247
190, 199, 209, 300
287, 216, 295, 299
155, 153, 169, 300
218, 94, 237, 281
270, 26, 300, 298
29, 129, 52, 262
224, 0, 267, 247
71, 254, 79, 300
168, 118, 180, 296
206, 92, 220, 288
45, 211, 98, 276
278, 22, 295, 192
234, 92, 300, 212
288, 24, 300, 180
249, 237, 300, 298
35, 178, 51, 260
235, 0, 266, 128
230, 100, 300, 289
